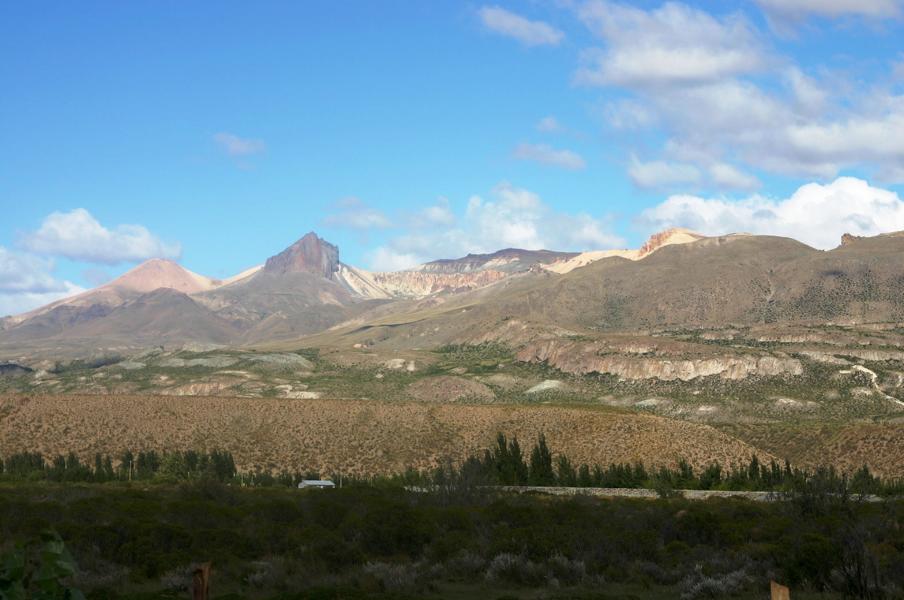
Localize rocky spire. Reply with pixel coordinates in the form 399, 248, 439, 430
263, 232, 340, 278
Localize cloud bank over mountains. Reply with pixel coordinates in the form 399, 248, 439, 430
368, 182, 623, 271
21, 209, 181, 265
641, 177, 904, 250
1, 210, 179, 316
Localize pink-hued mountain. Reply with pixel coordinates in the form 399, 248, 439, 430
106, 258, 219, 294
5, 259, 220, 327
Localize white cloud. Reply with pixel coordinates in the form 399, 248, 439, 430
571, 2, 904, 184
708, 163, 761, 191
0, 249, 64, 294
0, 247, 85, 316
478, 6, 564, 46
417, 198, 456, 226
369, 247, 423, 271
0, 284, 85, 318
628, 157, 701, 189
589, 30, 904, 183
784, 67, 828, 116
784, 104, 904, 177
604, 99, 656, 129
756, 0, 902, 22
639, 177, 904, 249
369, 182, 624, 270
20, 209, 181, 265
536, 116, 562, 132
213, 132, 266, 156
513, 143, 586, 170
893, 55, 904, 81
576, 1, 766, 88
324, 198, 392, 229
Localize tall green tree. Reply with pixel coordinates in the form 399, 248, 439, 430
556, 455, 577, 487
528, 434, 555, 486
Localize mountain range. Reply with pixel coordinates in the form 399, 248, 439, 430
2, 227, 902, 357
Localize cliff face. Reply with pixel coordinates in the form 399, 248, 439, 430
419, 249, 578, 274
841, 233, 864, 247
542, 228, 707, 274
369, 270, 510, 297
517, 339, 803, 381
264, 232, 339, 278
637, 228, 706, 257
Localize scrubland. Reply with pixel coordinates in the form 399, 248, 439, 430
0, 394, 766, 477
1, 481, 901, 599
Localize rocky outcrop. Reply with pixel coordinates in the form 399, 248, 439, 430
637, 227, 705, 257
419, 249, 576, 274
264, 232, 339, 278
841, 233, 864, 247
542, 228, 706, 274
369, 270, 509, 297
517, 339, 803, 381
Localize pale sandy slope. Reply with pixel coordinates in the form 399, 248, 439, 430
542, 228, 706, 274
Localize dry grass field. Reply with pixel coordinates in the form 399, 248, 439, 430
718, 420, 904, 478
0, 394, 773, 477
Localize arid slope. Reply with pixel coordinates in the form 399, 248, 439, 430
0, 394, 769, 476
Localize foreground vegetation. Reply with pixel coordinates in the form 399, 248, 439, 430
1, 478, 902, 599
1, 436, 902, 598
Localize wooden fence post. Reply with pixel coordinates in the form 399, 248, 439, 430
192, 562, 211, 600
771, 580, 790, 600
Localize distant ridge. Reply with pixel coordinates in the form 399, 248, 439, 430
7, 227, 904, 356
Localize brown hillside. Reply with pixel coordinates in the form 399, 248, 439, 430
0, 394, 770, 476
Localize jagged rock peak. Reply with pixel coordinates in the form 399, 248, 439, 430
638, 227, 706, 257
264, 232, 340, 278
841, 233, 864, 247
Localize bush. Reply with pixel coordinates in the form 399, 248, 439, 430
361, 561, 421, 593
485, 553, 546, 586
157, 564, 195, 593
0, 531, 86, 599
546, 553, 586, 586
443, 550, 486, 580
243, 557, 287, 589
678, 564, 752, 599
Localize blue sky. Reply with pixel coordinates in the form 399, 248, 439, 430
2, 0, 904, 315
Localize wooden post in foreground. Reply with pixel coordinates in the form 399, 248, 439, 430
192, 562, 211, 600
771, 580, 790, 600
